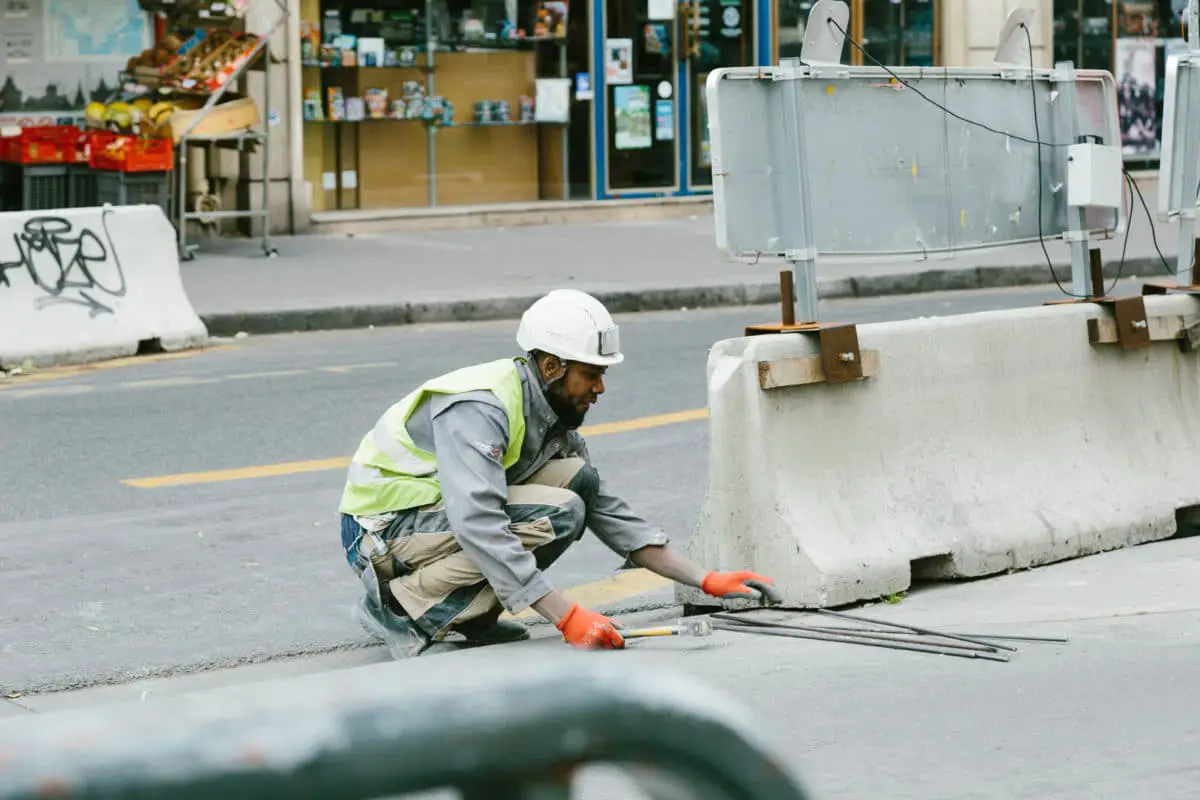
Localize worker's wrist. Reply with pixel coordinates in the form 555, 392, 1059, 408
532, 590, 574, 626
553, 602, 582, 632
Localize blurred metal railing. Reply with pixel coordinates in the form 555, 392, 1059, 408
0, 653, 810, 800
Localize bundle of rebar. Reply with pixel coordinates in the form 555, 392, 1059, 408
708, 608, 1067, 663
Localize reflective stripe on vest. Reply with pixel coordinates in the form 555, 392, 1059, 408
338, 358, 527, 517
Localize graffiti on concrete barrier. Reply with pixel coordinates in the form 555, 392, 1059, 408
0, 211, 127, 316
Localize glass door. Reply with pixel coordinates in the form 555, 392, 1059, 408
854, 0, 938, 67
685, 0, 755, 188
604, 0, 680, 192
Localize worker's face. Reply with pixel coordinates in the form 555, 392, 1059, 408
540, 356, 607, 429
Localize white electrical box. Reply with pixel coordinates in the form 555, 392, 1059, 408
1066, 141, 1123, 209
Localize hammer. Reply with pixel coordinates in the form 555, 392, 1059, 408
623, 618, 714, 640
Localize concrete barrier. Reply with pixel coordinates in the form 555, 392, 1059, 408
0, 205, 207, 369
677, 294, 1200, 610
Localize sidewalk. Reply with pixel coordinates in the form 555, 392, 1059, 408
181, 190, 1189, 337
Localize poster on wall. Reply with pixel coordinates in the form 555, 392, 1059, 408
0, 0, 148, 127
1115, 37, 1158, 156
605, 38, 633, 85
613, 84, 651, 150
655, 98, 673, 141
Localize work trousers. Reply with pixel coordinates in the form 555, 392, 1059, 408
341, 457, 596, 639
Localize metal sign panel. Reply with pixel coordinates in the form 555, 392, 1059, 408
708, 64, 1123, 263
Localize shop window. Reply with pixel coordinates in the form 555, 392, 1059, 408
304, 0, 583, 211
777, 0, 815, 62
858, 0, 936, 67
775, 0, 935, 67
1104, 0, 1189, 163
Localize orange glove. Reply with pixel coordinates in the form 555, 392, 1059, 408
701, 570, 780, 603
556, 603, 625, 649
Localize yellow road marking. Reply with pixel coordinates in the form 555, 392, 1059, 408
122, 407, 711, 489
580, 407, 708, 436
0, 346, 241, 389
318, 361, 398, 374
502, 569, 673, 621
5, 384, 96, 399
119, 377, 223, 389
123, 457, 355, 489
225, 369, 311, 380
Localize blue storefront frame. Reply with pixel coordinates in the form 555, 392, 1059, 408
587, 0, 774, 201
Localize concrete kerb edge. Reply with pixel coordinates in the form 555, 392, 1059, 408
198, 256, 1176, 337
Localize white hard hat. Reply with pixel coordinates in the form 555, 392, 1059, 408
516, 289, 624, 366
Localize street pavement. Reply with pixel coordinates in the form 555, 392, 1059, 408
181, 190, 1186, 336
4, 530, 1198, 800
0, 282, 1150, 696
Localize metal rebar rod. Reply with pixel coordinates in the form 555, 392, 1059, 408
813, 608, 1019, 652
790, 625, 1068, 644
710, 614, 998, 654
710, 622, 1010, 663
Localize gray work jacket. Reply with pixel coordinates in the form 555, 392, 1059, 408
367, 358, 668, 612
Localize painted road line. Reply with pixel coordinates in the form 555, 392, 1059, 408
318, 361, 398, 374
224, 369, 312, 381
502, 569, 673, 621
2, 384, 96, 399
122, 408, 711, 489
123, 457, 355, 489
0, 346, 241, 389
119, 376, 224, 389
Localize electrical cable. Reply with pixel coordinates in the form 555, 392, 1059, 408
824, 16, 1177, 297
825, 17, 1074, 149
1125, 164, 1187, 277
1020, 21, 1082, 297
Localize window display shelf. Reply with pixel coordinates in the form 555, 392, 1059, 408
305, 0, 572, 209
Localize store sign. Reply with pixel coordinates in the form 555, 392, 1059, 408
0, 111, 85, 129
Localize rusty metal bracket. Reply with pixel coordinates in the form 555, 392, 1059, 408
1142, 240, 1200, 297
1109, 295, 1151, 349
747, 270, 872, 388
817, 324, 865, 384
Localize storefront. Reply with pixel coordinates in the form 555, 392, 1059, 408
776, 0, 939, 66
300, 0, 771, 212
1054, 0, 1188, 167
0, 0, 151, 130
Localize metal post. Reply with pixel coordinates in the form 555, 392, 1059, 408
1190, 0, 1200, 52
1052, 60, 1091, 296
177, 142, 189, 260
778, 58, 820, 323
560, 42, 570, 200
426, 0, 437, 207
262, 36, 273, 256
1175, 59, 1199, 287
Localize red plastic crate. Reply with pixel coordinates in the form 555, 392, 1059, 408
88, 133, 174, 172
0, 126, 76, 165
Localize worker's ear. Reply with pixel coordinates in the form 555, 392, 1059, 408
540, 354, 566, 382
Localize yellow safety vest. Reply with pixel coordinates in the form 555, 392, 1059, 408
338, 358, 528, 516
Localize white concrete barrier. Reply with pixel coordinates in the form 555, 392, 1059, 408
0, 205, 207, 369
677, 294, 1200, 609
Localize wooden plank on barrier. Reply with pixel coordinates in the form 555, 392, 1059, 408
758, 349, 881, 390
1087, 314, 1200, 346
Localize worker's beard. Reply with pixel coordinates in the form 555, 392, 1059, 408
544, 383, 589, 430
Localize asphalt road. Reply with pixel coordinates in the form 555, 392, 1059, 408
0, 282, 1145, 694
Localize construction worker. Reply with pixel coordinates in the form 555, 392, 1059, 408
338, 289, 777, 658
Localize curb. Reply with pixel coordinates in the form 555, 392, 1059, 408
199, 256, 1169, 337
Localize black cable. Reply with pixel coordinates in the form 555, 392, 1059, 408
826, 16, 1155, 298
1124, 165, 1186, 277
825, 17, 1074, 149
1020, 22, 1081, 297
